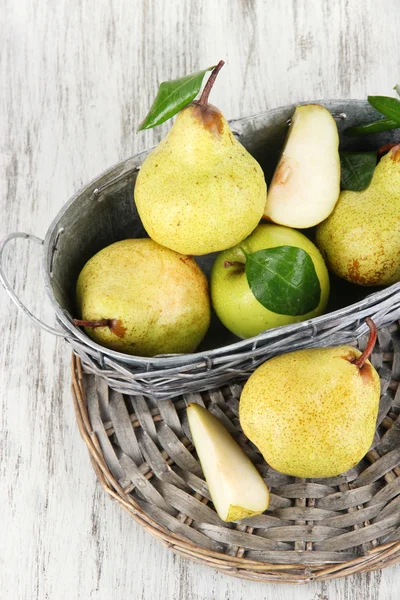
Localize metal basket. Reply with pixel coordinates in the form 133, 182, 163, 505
2, 100, 400, 399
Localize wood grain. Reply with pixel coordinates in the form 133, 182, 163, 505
1, 0, 400, 598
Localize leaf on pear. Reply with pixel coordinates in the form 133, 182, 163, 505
345, 90, 400, 136
340, 151, 377, 192
138, 66, 215, 131
367, 95, 400, 124
344, 117, 399, 136
244, 246, 321, 316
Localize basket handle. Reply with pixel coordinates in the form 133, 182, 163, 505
0, 232, 73, 338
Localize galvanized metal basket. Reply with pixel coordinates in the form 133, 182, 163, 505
2, 100, 400, 399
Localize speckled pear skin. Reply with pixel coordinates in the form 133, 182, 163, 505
134, 104, 267, 255
75, 239, 210, 357
316, 145, 400, 286
239, 346, 381, 478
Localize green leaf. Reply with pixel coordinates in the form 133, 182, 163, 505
340, 152, 377, 192
244, 246, 321, 316
367, 95, 400, 123
344, 88, 400, 136
138, 66, 215, 131
344, 117, 398, 136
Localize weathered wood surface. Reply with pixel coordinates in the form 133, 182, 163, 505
1, 0, 400, 598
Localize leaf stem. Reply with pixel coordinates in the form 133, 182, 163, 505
353, 318, 377, 369
198, 60, 225, 106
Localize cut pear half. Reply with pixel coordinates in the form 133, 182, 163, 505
264, 104, 340, 228
187, 403, 270, 522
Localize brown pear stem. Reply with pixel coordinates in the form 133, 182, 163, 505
74, 318, 115, 329
198, 60, 225, 106
377, 143, 397, 159
223, 260, 245, 269
353, 318, 377, 369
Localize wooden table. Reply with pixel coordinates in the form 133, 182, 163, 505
1, 1, 399, 598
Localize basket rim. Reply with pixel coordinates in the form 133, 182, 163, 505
71, 352, 400, 583
43, 99, 400, 368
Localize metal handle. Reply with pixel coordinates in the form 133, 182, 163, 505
0, 232, 72, 338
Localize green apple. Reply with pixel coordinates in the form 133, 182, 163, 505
211, 224, 330, 339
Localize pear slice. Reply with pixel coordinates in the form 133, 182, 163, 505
264, 104, 340, 228
187, 403, 269, 522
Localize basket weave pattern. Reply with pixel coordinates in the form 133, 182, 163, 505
69, 284, 400, 400
72, 321, 400, 583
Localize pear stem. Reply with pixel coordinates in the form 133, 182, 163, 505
353, 318, 377, 369
74, 318, 116, 329
198, 60, 225, 106
377, 143, 397, 159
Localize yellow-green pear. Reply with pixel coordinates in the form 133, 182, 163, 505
135, 63, 267, 255
211, 224, 330, 339
75, 239, 210, 356
316, 145, 400, 286
240, 319, 381, 478
187, 403, 270, 522
264, 104, 340, 228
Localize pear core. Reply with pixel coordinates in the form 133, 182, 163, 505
75, 238, 210, 357
239, 343, 380, 478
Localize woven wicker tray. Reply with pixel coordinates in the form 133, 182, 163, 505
72, 320, 400, 584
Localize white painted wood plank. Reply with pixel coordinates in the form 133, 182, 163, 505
1, 0, 400, 598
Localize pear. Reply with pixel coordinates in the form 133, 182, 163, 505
239, 319, 380, 478
264, 104, 340, 228
316, 145, 400, 286
75, 239, 210, 356
187, 403, 270, 521
135, 62, 267, 255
